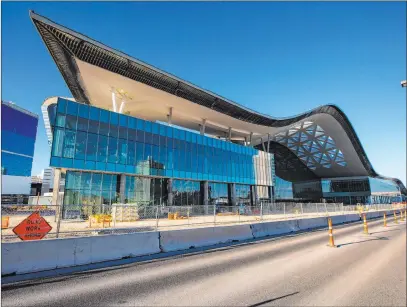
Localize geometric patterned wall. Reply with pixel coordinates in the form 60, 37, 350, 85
272, 121, 347, 170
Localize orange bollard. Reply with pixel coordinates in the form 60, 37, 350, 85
394, 210, 399, 224
327, 218, 335, 247
363, 213, 369, 234
1, 216, 9, 229
400, 210, 405, 221
383, 212, 387, 227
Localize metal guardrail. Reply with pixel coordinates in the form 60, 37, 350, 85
1, 203, 400, 242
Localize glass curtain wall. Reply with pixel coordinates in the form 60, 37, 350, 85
124, 176, 168, 206
49, 98, 273, 185
274, 176, 294, 200
63, 171, 118, 219
208, 182, 229, 206
235, 184, 251, 205
172, 180, 201, 207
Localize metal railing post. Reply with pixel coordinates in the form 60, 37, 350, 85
213, 205, 216, 226
283, 203, 286, 219
155, 205, 159, 231
55, 204, 63, 238
260, 202, 263, 221
300, 203, 304, 215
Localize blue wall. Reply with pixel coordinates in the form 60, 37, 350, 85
49, 98, 273, 186
1, 102, 38, 177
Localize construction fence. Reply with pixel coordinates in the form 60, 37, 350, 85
1, 202, 403, 242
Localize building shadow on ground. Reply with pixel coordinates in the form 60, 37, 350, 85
369, 228, 401, 235
248, 291, 300, 307
336, 236, 389, 248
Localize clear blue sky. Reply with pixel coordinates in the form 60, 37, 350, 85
2, 2, 406, 184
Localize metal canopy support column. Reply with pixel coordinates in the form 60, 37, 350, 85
118, 99, 126, 114
267, 133, 271, 152
228, 127, 232, 142
229, 183, 236, 206
200, 119, 206, 135
111, 91, 117, 112
249, 132, 253, 146
252, 185, 258, 206
167, 107, 173, 126
167, 179, 173, 206
52, 168, 61, 208
203, 181, 209, 214
119, 175, 126, 204
261, 137, 266, 152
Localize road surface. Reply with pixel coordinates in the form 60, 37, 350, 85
2, 218, 406, 306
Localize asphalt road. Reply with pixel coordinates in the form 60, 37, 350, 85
2, 218, 406, 307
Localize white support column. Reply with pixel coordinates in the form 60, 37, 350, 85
230, 183, 237, 206
167, 107, 173, 126
52, 168, 61, 220
203, 181, 209, 214
200, 119, 206, 135
111, 91, 117, 112
167, 179, 173, 206
261, 137, 266, 152
119, 175, 126, 204
118, 99, 126, 114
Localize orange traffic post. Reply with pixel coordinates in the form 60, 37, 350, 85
394, 210, 399, 224
363, 213, 369, 235
400, 210, 405, 222
327, 217, 335, 247
383, 212, 387, 227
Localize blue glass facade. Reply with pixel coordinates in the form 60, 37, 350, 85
1, 101, 38, 202
50, 99, 273, 185
48, 98, 274, 211
1, 102, 38, 177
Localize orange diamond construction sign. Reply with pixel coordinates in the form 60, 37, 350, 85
12, 211, 52, 241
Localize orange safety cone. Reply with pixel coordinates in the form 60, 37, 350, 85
394, 210, 399, 224
363, 213, 369, 235
383, 212, 387, 227
328, 217, 335, 247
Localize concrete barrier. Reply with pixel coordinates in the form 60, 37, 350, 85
2, 240, 59, 275
159, 225, 253, 252
298, 217, 327, 231
91, 232, 160, 263
2, 232, 160, 275
251, 220, 300, 239
330, 215, 347, 225
345, 213, 360, 223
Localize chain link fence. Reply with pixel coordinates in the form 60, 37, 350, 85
1, 202, 399, 242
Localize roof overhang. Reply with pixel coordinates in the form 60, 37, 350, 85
30, 11, 406, 194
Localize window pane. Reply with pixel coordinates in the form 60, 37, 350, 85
75, 131, 87, 160
91, 173, 102, 191
97, 135, 108, 162
108, 137, 118, 163
52, 128, 64, 157
118, 138, 127, 165
63, 130, 75, 158
86, 133, 98, 161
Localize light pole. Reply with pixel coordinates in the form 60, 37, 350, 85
401, 80, 406, 87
